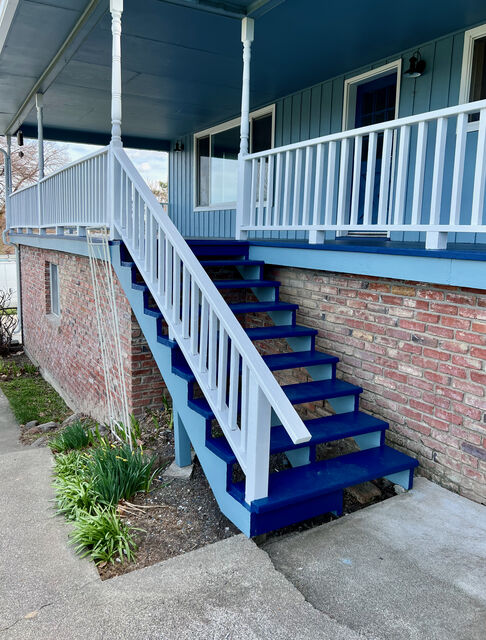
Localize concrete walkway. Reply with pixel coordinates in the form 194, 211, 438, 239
0, 389, 23, 454
1, 399, 485, 639
265, 478, 486, 640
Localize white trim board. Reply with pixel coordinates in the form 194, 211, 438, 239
0, 0, 18, 56
459, 22, 486, 104
342, 59, 402, 131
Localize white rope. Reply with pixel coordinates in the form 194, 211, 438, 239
87, 227, 131, 446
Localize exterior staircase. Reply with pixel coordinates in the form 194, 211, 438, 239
111, 238, 418, 537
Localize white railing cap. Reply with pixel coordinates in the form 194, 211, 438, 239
245, 99, 486, 159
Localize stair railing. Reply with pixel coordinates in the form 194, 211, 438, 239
111, 147, 311, 503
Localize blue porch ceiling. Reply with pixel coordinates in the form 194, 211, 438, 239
2, 0, 486, 148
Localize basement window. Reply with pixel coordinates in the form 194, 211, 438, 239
47, 263, 60, 316
194, 105, 274, 210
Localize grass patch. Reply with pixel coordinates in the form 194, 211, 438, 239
0, 375, 71, 424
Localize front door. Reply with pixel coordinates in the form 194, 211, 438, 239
354, 73, 397, 226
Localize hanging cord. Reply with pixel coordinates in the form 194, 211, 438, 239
87, 227, 131, 447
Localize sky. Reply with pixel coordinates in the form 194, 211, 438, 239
63, 142, 168, 185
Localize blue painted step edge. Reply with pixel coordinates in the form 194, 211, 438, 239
188, 378, 362, 419
231, 446, 419, 514
207, 411, 389, 465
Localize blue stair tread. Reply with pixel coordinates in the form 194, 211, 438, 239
283, 379, 362, 404
200, 259, 264, 268
213, 279, 279, 289
188, 377, 360, 420
121, 260, 135, 268
188, 396, 214, 419
229, 301, 298, 315
207, 411, 389, 464
262, 350, 338, 371
171, 349, 193, 381
231, 446, 418, 513
245, 325, 317, 340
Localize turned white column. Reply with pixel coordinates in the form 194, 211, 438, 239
110, 0, 123, 147
36, 93, 44, 180
235, 17, 254, 241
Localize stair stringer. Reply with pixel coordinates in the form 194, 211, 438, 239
111, 243, 253, 536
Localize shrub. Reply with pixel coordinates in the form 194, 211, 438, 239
70, 504, 138, 564
50, 420, 92, 453
88, 443, 157, 506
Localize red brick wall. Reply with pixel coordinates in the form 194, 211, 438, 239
265, 265, 486, 505
20, 246, 165, 422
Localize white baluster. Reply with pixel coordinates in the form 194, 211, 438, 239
449, 112, 468, 225
350, 136, 362, 225
393, 125, 411, 225
471, 108, 486, 227
377, 128, 394, 226
363, 132, 377, 225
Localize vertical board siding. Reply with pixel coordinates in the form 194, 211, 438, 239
169, 27, 483, 244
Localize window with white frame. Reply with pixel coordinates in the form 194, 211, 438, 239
48, 262, 60, 316
194, 106, 274, 209
460, 24, 486, 124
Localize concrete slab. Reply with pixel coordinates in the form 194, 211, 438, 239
2, 535, 364, 640
0, 388, 22, 454
0, 448, 99, 631
264, 478, 486, 640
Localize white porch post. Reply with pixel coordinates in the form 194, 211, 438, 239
109, 0, 123, 239
235, 17, 254, 241
35, 94, 44, 180
110, 0, 123, 147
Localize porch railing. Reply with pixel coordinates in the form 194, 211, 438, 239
237, 99, 486, 248
9, 148, 109, 232
6, 146, 311, 503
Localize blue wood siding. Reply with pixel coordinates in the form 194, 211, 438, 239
168, 26, 485, 244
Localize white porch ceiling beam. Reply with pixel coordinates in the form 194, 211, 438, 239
154, 0, 284, 20
5, 0, 108, 136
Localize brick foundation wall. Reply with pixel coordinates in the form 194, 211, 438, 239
264, 265, 486, 505
20, 246, 165, 423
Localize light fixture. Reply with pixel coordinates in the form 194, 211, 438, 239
403, 51, 426, 78
16, 130, 24, 146
174, 140, 184, 152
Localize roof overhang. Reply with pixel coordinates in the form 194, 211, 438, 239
2, 0, 486, 148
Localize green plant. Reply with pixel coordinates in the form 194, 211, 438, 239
53, 450, 90, 480
88, 443, 157, 506
161, 396, 173, 429
23, 363, 38, 375
112, 415, 142, 445
50, 421, 93, 453
54, 475, 96, 520
70, 504, 138, 564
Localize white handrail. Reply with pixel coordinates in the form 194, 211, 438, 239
245, 99, 486, 159
238, 99, 486, 248
111, 147, 311, 502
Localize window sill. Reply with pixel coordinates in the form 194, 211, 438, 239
46, 312, 61, 327
194, 203, 236, 212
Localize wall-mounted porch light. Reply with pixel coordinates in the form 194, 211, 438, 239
174, 140, 184, 152
403, 51, 426, 78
